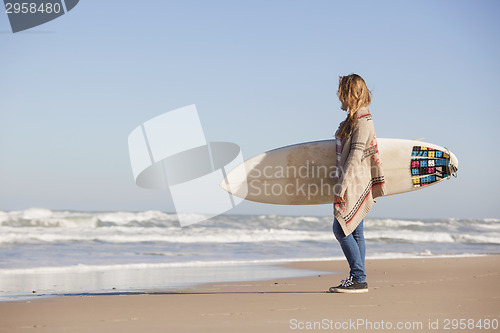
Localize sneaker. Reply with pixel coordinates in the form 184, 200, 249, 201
329, 276, 368, 293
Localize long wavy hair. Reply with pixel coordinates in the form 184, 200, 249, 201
335, 74, 372, 139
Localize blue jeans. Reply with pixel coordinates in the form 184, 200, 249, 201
332, 218, 366, 283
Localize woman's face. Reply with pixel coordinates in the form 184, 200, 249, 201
337, 79, 349, 112
337, 92, 348, 111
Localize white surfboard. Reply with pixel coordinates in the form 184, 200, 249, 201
219, 138, 458, 205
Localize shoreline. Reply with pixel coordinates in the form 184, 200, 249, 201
1, 256, 499, 332
0, 253, 491, 303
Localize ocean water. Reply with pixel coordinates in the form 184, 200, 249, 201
0, 209, 498, 300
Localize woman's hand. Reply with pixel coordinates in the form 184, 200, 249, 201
334, 195, 345, 204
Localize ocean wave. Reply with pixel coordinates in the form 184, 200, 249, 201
2, 209, 497, 229
0, 226, 333, 244
0, 209, 498, 246
1, 226, 498, 246
453, 233, 500, 245
0, 209, 179, 228
365, 230, 456, 243
0, 209, 333, 229
366, 230, 500, 245
365, 218, 427, 228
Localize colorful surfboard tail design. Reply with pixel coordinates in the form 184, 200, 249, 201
410, 146, 457, 188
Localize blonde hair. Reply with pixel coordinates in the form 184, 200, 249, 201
335, 74, 372, 139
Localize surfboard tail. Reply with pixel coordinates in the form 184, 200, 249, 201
449, 150, 459, 176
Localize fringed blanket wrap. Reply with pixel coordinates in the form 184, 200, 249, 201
334, 108, 386, 236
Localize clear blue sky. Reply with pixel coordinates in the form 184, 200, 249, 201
1, 0, 499, 218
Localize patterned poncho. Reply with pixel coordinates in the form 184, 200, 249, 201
334, 107, 386, 235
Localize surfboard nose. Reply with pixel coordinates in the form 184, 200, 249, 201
218, 161, 249, 198
219, 178, 230, 193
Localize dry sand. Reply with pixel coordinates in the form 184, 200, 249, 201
0, 256, 499, 332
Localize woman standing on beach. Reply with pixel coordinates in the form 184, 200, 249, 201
330, 74, 386, 293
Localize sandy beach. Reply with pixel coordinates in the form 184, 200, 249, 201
0, 256, 499, 332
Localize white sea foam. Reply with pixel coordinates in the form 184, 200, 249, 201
365, 218, 427, 228
453, 233, 500, 245
0, 226, 333, 244
0, 253, 485, 277
0, 209, 178, 228
0, 257, 344, 275
1, 209, 499, 246
2, 226, 498, 245
365, 230, 456, 243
